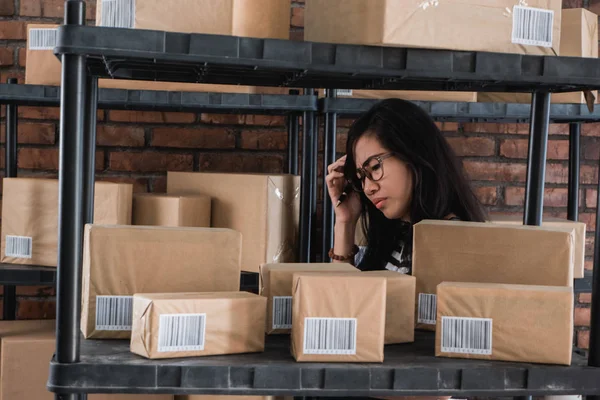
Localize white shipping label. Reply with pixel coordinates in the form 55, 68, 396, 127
335, 89, 353, 96
303, 317, 357, 355
158, 313, 206, 352
95, 295, 133, 331
272, 296, 292, 329
417, 293, 437, 325
29, 28, 58, 50
441, 316, 493, 355
511, 6, 554, 48
100, 0, 136, 28
5, 235, 33, 258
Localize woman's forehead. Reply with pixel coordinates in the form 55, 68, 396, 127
354, 134, 386, 166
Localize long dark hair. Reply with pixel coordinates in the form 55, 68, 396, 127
344, 98, 487, 271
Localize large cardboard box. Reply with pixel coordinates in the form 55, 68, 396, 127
131, 292, 266, 359
325, 89, 477, 103
291, 272, 386, 363
0, 320, 172, 400
168, 172, 301, 272
412, 220, 574, 330
489, 214, 586, 279
259, 262, 358, 334
306, 0, 562, 56
1, 178, 132, 267
81, 224, 242, 339
363, 270, 415, 344
133, 193, 211, 227
435, 282, 573, 365
478, 8, 599, 105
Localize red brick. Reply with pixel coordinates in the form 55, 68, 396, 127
0, 71, 25, 84
446, 137, 495, 157
109, 110, 196, 124
583, 123, 600, 137
545, 163, 568, 184
584, 140, 600, 160
151, 127, 235, 149
17, 299, 56, 319
240, 129, 288, 150
586, 189, 597, 209
562, 0, 583, 8
20, 0, 96, 19
548, 124, 570, 135
581, 165, 598, 185
586, 236, 594, 258
574, 307, 591, 327
291, 7, 304, 27
0, 0, 14, 15
500, 139, 568, 160
18, 148, 103, 170
18, 47, 25, 67
18, 106, 61, 120
463, 161, 527, 182
1, 122, 55, 144
474, 186, 497, 206
504, 187, 569, 208
461, 123, 529, 135
96, 176, 150, 193
97, 125, 145, 147
16, 286, 54, 296
109, 152, 193, 173
198, 153, 284, 174
200, 114, 285, 126
437, 122, 460, 132
0, 21, 27, 40
289, 30, 304, 41
0, 47, 13, 66
586, 260, 593, 271
580, 212, 596, 232
152, 176, 167, 193
579, 293, 592, 304
577, 330, 589, 349
591, 0, 600, 15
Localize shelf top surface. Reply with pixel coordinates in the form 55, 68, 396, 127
48, 331, 599, 397
54, 25, 600, 93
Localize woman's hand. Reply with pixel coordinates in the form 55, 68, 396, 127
326, 155, 362, 224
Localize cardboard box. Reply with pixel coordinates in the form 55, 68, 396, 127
1, 178, 132, 267
478, 8, 598, 104
259, 262, 358, 334
291, 272, 386, 362
133, 193, 211, 227
0, 320, 172, 400
435, 282, 573, 365
130, 292, 266, 359
306, 0, 561, 56
167, 172, 300, 272
81, 224, 242, 339
412, 220, 574, 330
489, 214, 586, 279
176, 397, 286, 400
363, 270, 415, 344
325, 89, 477, 103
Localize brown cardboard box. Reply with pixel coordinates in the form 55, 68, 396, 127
167, 172, 301, 273
478, 8, 599, 104
489, 214, 586, 279
325, 89, 477, 103
0, 320, 172, 400
130, 292, 266, 359
363, 271, 415, 344
259, 262, 358, 334
435, 282, 573, 365
412, 220, 574, 330
81, 224, 242, 339
306, 0, 562, 56
1, 178, 132, 267
133, 193, 211, 227
291, 272, 386, 363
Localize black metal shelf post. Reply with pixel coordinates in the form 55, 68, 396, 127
568, 123, 581, 222
322, 89, 337, 262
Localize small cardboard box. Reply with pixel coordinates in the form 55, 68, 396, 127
363, 270, 416, 344
435, 282, 573, 365
130, 292, 266, 359
291, 272, 386, 362
412, 220, 574, 330
81, 224, 242, 339
305, 0, 562, 56
1, 178, 132, 267
259, 262, 358, 334
489, 214, 586, 279
167, 172, 301, 272
133, 193, 211, 227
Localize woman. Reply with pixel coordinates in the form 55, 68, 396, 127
326, 98, 487, 270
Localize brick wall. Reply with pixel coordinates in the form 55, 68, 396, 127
0, 0, 596, 352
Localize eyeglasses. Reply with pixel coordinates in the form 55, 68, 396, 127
351, 152, 395, 192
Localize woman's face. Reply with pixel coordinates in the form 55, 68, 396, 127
353, 133, 413, 221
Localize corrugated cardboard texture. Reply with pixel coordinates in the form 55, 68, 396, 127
1, 178, 132, 267
130, 292, 266, 359
259, 263, 358, 334
0, 320, 171, 400
306, 0, 561, 55
81, 224, 242, 339
291, 272, 386, 362
167, 172, 301, 272
489, 214, 586, 279
133, 193, 211, 227
363, 271, 415, 344
435, 282, 573, 365
413, 220, 574, 330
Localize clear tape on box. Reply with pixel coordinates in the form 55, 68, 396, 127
267, 178, 300, 263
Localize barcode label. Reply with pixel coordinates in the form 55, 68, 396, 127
441, 316, 493, 355
95, 295, 133, 331
303, 317, 357, 355
273, 296, 292, 329
28, 28, 57, 50
5, 235, 33, 258
100, 0, 135, 28
418, 293, 437, 325
158, 313, 206, 352
336, 89, 353, 96
512, 6, 553, 48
